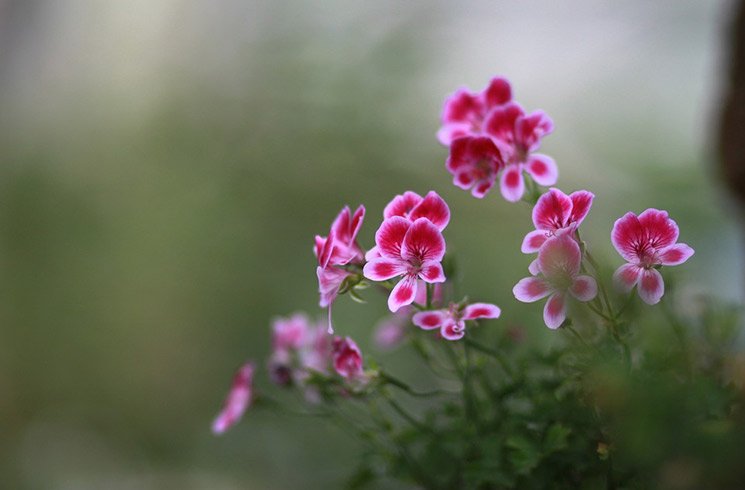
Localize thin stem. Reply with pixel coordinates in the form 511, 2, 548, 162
378, 371, 448, 398
385, 396, 430, 432
565, 324, 594, 351
463, 337, 515, 378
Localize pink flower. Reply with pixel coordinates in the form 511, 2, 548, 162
373, 311, 409, 350
522, 188, 594, 253
513, 235, 597, 329
271, 313, 309, 352
412, 302, 501, 341
363, 217, 447, 312
332, 336, 364, 379
366, 191, 451, 260
437, 77, 512, 145
611, 209, 694, 305
212, 361, 255, 435
446, 136, 506, 198
314, 205, 366, 333
484, 102, 557, 202
268, 315, 332, 387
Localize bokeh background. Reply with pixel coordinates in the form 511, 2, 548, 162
0, 1, 742, 488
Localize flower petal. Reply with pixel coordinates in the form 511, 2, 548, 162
388, 275, 418, 312
515, 110, 554, 152
659, 243, 694, 266
484, 101, 523, 143
463, 303, 501, 320
384, 191, 422, 220
532, 188, 572, 231
569, 275, 597, 302
525, 154, 558, 187
613, 263, 643, 292
441, 88, 482, 125
441, 321, 466, 341
437, 123, 472, 146
513, 276, 551, 302
543, 293, 566, 329
364, 245, 381, 261
453, 168, 476, 190
412, 310, 447, 330
409, 191, 450, 230
637, 208, 679, 250
638, 268, 665, 305
419, 260, 446, 283
500, 164, 525, 202
568, 190, 594, 226
521, 230, 549, 254
401, 218, 446, 263
483, 77, 512, 108
472, 177, 496, 198
528, 258, 541, 276
537, 234, 582, 280
363, 257, 407, 281
611, 212, 645, 262
375, 216, 411, 258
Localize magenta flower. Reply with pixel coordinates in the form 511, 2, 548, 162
437, 76, 512, 146
212, 361, 255, 435
611, 209, 694, 305
314, 205, 366, 333
484, 102, 557, 202
363, 217, 447, 312
446, 136, 506, 198
513, 235, 597, 329
412, 302, 501, 341
522, 188, 594, 253
332, 336, 364, 379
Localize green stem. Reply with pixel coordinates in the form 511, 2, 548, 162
385, 395, 430, 432
379, 371, 448, 398
463, 337, 515, 378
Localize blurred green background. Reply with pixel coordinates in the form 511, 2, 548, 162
0, 1, 741, 488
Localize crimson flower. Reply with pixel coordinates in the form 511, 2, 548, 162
484, 102, 557, 201
314, 205, 365, 333
412, 302, 501, 341
212, 362, 255, 435
332, 336, 364, 379
611, 209, 694, 305
522, 188, 594, 253
363, 217, 446, 312
437, 76, 512, 146
513, 235, 597, 329
445, 136, 506, 198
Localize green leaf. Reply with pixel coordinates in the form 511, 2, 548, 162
543, 423, 571, 454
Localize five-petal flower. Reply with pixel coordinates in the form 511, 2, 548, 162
522, 188, 594, 253
484, 102, 557, 201
363, 217, 447, 312
446, 136, 506, 198
611, 209, 694, 305
412, 302, 501, 341
513, 235, 597, 329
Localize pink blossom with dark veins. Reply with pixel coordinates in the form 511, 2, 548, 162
412, 302, 501, 341
212, 362, 255, 435
314, 205, 366, 333
484, 102, 557, 202
446, 136, 506, 198
363, 217, 447, 312
513, 235, 597, 329
437, 77, 512, 146
611, 209, 694, 305
522, 188, 594, 253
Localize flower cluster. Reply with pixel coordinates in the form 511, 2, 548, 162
212, 74, 698, 475
440, 77, 557, 201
